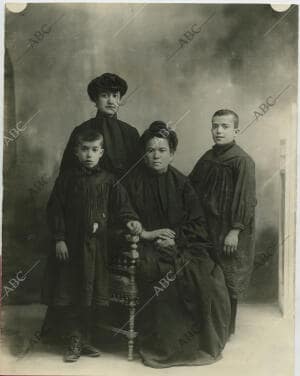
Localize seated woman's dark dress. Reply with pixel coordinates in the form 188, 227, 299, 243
126, 164, 231, 368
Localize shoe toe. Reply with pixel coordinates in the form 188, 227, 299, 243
81, 344, 101, 357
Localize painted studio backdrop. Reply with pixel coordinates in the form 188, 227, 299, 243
3, 3, 298, 305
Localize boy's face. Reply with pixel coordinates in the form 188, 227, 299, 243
211, 114, 239, 145
76, 139, 104, 169
96, 91, 121, 116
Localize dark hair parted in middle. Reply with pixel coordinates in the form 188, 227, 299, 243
74, 128, 104, 148
140, 121, 178, 152
87, 73, 128, 102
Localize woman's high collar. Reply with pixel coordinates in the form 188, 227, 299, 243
95, 110, 118, 120
144, 163, 170, 177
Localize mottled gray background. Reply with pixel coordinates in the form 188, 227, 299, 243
3, 3, 298, 304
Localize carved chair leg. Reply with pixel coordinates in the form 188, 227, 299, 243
128, 302, 136, 361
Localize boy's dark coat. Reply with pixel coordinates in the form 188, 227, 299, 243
189, 141, 257, 298
41, 165, 138, 307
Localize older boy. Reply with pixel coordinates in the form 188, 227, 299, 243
42, 128, 141, 362
189, 109, 256, 335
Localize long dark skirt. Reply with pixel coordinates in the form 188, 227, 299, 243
136, 243, 231, 368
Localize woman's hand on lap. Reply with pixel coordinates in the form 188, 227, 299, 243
141, 228, 175, 241
153, 229, 176, 240
155, 238, 176, 248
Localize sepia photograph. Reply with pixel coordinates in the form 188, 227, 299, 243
0, 1, 298, 375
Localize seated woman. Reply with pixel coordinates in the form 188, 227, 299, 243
125, 121, 231, 368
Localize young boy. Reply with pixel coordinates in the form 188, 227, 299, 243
189, 109, 256, 336
41, 127, 141, 362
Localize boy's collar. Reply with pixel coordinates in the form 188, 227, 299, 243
213, 140, 236, 155
76, 161, 102, 175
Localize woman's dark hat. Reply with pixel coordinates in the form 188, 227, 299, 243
87, 73, 128, 102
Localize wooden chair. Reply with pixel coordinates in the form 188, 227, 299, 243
97, 234, 140, 360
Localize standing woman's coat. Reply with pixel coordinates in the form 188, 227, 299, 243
60, 110, 140, 179
126, 165, 231, 368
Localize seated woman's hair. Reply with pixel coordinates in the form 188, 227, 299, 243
87, 73, 128, 102
74, 128, 104, 148
212, 109, 239, 128
140, 121, 178, 152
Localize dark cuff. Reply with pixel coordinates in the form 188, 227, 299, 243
53, 233, 65, 242
231, 223, 245, 231
122, 215, 139, 226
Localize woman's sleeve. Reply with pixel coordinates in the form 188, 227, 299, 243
46, 175, 67, 241
109, 181, 139, 226
59, 127, 79, 174
129, 127, 142, 164
174, 180, 210, 247
188, 158, 205, 199
231, 157, 256, 230
189, 158, 201, 182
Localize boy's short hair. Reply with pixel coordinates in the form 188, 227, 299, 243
74, 128, 104, 148
212, 109, 239, 129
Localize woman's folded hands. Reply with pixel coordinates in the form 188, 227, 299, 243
155, 237, 175, 248
140, 228, 176, 248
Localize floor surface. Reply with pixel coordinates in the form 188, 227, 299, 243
0, 303, 295, 376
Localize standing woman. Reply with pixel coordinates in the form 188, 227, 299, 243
126, 121, 231, 368
60, 72, 140, 178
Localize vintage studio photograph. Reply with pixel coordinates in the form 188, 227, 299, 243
0, 2, 298, 376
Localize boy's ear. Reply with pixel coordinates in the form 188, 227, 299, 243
234, 128, 240, 135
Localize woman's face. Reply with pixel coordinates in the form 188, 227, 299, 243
96, 91, 121, 116
144, 137, 174, 174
